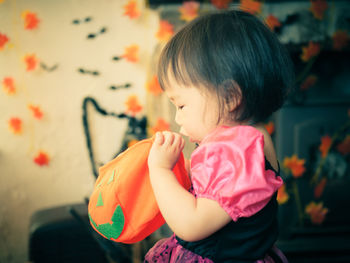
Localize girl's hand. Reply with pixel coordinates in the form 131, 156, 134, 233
148, 131, 185, 171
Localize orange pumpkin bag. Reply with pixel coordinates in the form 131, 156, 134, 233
88, 137, 191, 244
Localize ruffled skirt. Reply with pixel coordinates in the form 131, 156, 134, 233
144, 235, 288, 263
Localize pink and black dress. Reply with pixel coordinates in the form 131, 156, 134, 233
144, 126, 288, 263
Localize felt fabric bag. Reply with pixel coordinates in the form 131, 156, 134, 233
88, 137, 191, 244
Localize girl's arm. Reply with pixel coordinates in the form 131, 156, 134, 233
148, 131, 231, 242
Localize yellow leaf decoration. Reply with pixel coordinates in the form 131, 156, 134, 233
277, 184, 289, 205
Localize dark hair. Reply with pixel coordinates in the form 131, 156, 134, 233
157, 10, 295, 123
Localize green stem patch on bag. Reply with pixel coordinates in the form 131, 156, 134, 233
89, 205, 125, 240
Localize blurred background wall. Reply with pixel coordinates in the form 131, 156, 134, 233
0, 0, 349, 263
0, 0, 159, 262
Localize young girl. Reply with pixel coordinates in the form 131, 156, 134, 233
146, 9, 294, 263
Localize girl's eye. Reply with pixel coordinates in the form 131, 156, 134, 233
178, 105, 184, 110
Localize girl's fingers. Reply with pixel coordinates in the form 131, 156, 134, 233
157, 131, 184, 153
162, 131, 175, 146
154, 132, 164, 145
173, 133, 185, 150
180, 136, 185, 151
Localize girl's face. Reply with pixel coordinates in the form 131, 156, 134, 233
165, 78, 221, 144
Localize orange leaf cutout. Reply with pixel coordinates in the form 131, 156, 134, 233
22, 11, 40, 30
125, 95, 143, 115
332, 30, 349, 51
277, 184, 289, 205
151, 118, 170, 135
2, 77, 16, 95
305, 201, 328, 225
127, 139, 139, 148
300, 75, 317, 90
8, 117, 22, 134
122, 45, 139, 63
264, 121, 275, 135
265, 15, 281, 31
314, 177, 327, 199
301, 41, 320, 62
319, 135, 332, 158
240, 0, 262, 14
28, 104, 44, 119
210, 0, 232, 9
156, 20, 174, 43
0, 33, 9, 50
146, 75, 163, 96
179, 1, 200, 22
33, 151, 50, 166
123, 0, 141, 19
283, 155, 306, 178
24, 54, 38, 71
310, 0, 328, 20
336, 134, 350, 155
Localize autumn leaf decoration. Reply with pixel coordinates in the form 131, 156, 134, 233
146, 75, 162, 96
277, 184, 289, 205
2, 77, 16, 95
33, 151, 50, 166
264, 121, 275, 135
314, 177, 327, 199
151, 118, 170, 135
305, 201, 329, 225
283, 155, 306, 178
310, 0, 328, 20
282, 155, 307, 224
123, 0, 141, 19
240, 0, 262, 15
210, 0, 232, 9
22, 11, 40, 30
319, 135, 332, 158
179, 1, 200, 22
300, 75, 317, 91
0, 32, 9, 50
301, 41, 321, 62
125, 95, 143, 115
332, 30, 349, 51
156, 20, 174, 43
121, 45, 139, 63
265, 15, 281, 31
28, 104, 44, 120
336, 135, 350, 155
8, 117, 22, 134
24, 54, 39, 71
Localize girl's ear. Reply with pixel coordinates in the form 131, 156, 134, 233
224, 80, 242, 112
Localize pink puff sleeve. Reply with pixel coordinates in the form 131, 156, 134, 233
190, 126, 283, 222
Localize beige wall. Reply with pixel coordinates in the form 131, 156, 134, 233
0, 0, 159, 262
